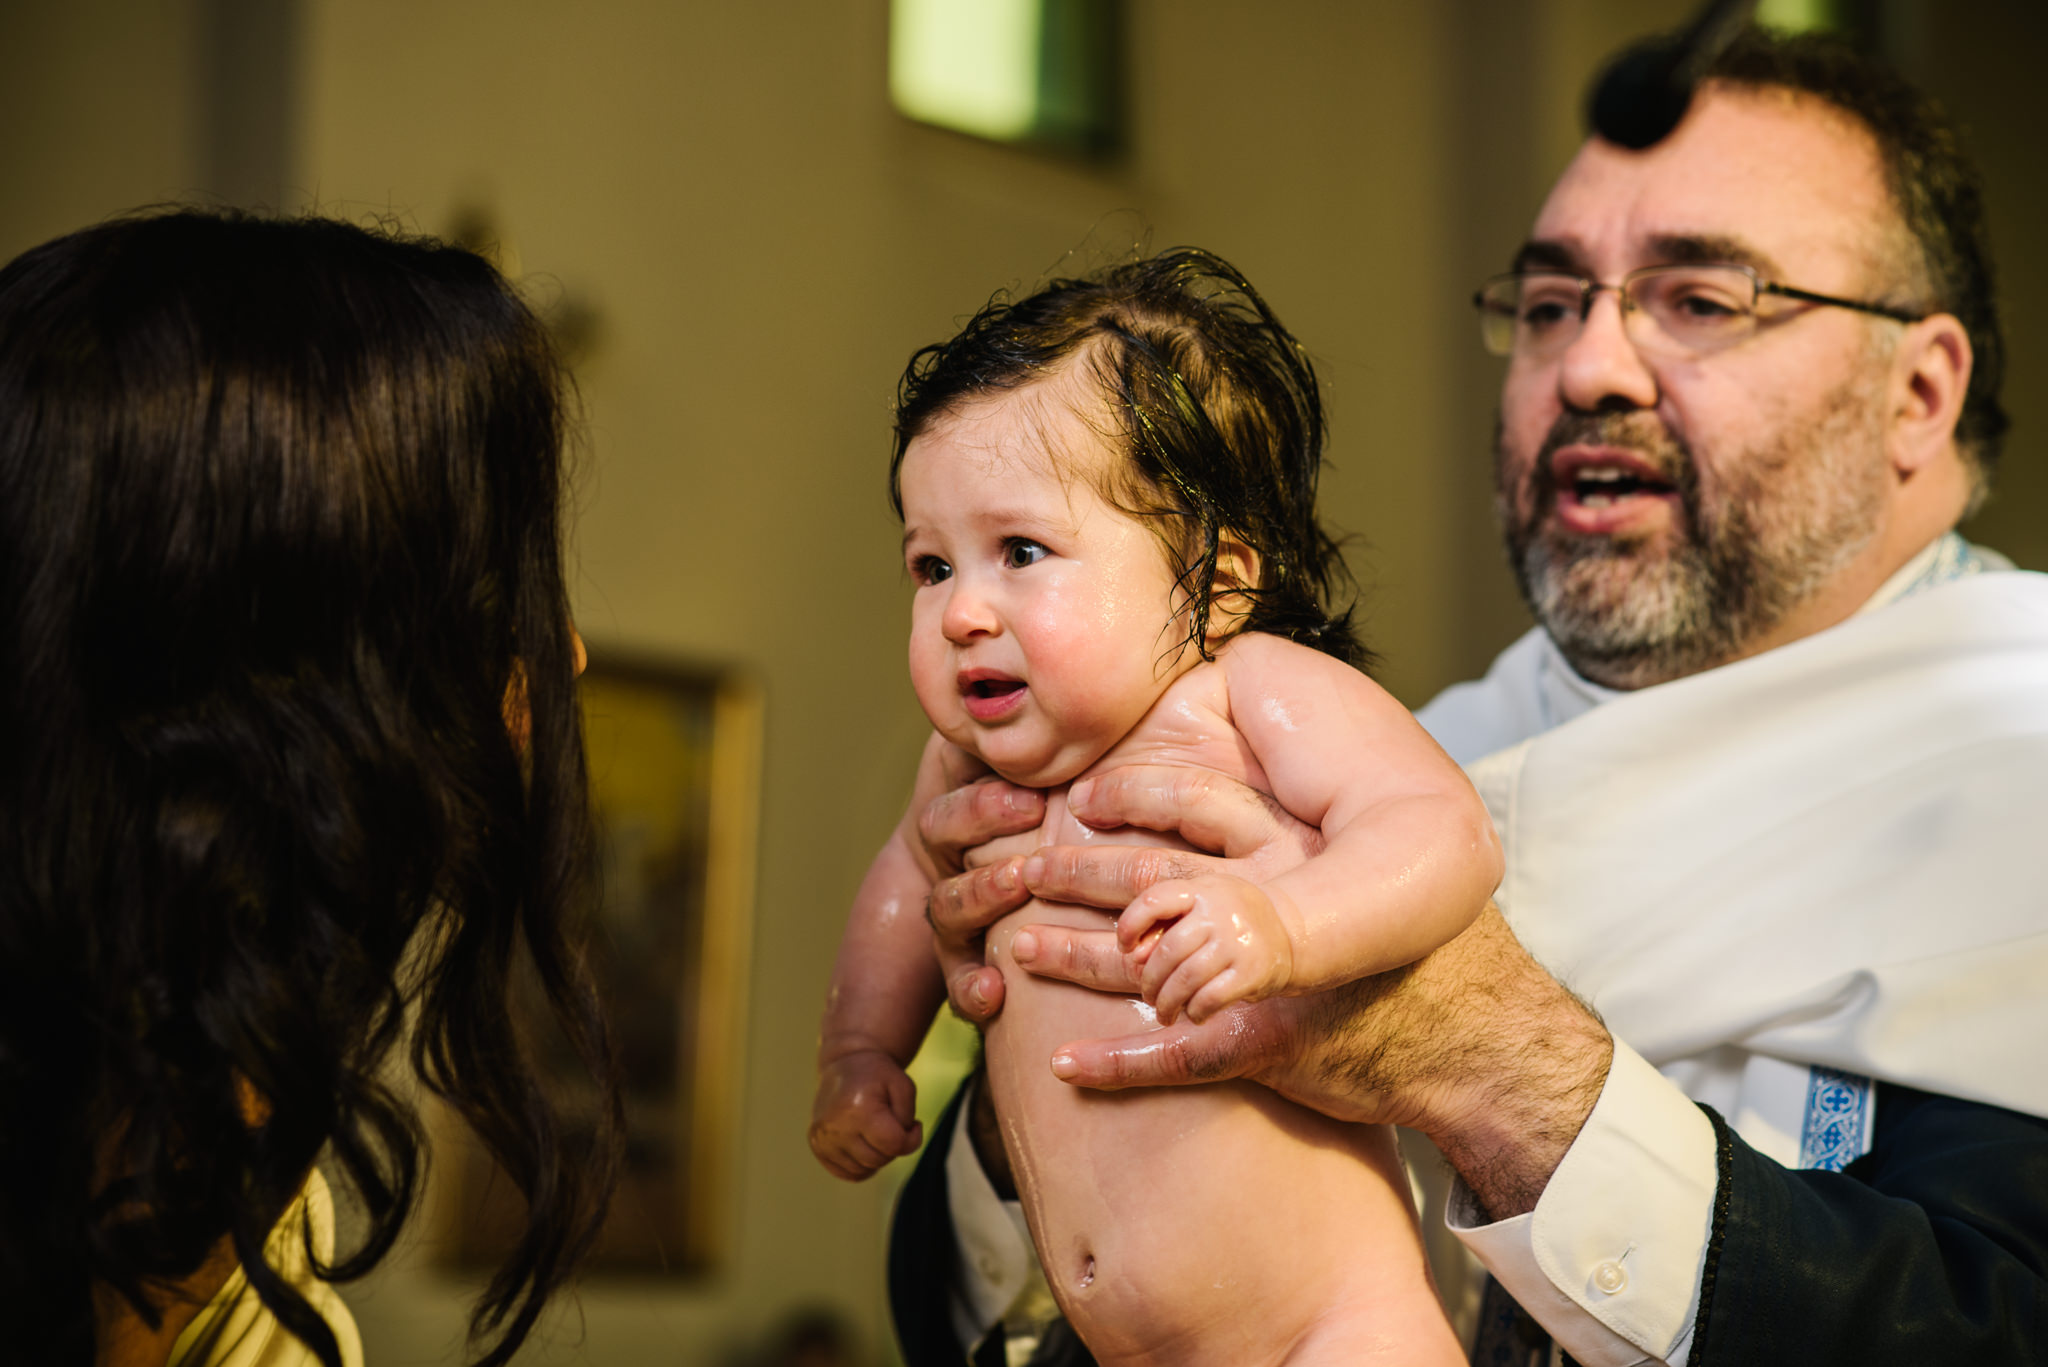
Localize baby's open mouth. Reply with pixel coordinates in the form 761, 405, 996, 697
959, 673, 1028, 720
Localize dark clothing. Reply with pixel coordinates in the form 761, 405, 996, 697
1690, 1087, 2048, 1364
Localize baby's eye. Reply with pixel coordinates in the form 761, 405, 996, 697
910, 555, 952, 585
1004, 539, 1048, 570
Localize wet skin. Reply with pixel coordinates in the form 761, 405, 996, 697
976, 668, 1462, 1366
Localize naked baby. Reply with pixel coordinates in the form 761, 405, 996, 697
812, 250, 1502, 1365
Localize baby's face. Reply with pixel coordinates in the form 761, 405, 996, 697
898, 387, 1193, 787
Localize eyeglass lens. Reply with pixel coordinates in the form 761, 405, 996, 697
1478, 266, 1761, 358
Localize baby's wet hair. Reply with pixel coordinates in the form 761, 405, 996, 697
890, 247, 1367, 669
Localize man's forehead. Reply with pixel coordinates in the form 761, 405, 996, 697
1526, 85, 1893, 281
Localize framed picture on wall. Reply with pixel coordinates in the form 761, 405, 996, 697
434, 652, 762, 1276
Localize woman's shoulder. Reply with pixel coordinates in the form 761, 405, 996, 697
170, 1172, 364, 1367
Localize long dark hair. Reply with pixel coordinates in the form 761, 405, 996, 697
891, 247, 1366, 668
0, 211, 619, 1365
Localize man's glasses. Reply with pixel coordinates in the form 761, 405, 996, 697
1472, 263, 1924, 359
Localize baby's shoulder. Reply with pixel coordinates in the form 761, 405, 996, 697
1086, 656, 1253, 782
1214, 629, 1359, 682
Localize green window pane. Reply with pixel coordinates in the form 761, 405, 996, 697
889, 0, 1120, 152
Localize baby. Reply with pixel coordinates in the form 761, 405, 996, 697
813, 250, 1500, 1364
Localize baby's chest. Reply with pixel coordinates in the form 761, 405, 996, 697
1037, 667, 1268, 848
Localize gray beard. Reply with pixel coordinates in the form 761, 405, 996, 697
1499, 387, 1888, 690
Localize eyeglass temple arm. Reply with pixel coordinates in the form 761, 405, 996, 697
1761, 282, 1925, 325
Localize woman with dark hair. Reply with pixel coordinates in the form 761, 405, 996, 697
0, 211, 619, 1366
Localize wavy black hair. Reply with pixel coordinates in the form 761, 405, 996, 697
0, 211, 619, 1365
1704, 28, 2008, 504
891, 247, 1366, 669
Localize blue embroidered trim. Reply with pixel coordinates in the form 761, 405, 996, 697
1799, 1066, 1873, 1171
1895, 532, 1992, 602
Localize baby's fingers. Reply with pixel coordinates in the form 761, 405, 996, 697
1142, 921, 1230, 1024
810, 1108, 921, 1182
1116, 880, 1200, 953
1183, 973, 1258, 1025
831, 1129, 905, 1181
881, 1060, 921, 1126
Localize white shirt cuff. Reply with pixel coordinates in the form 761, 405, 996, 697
1448, 1041, 1718, 1367
943, 1076, 1040, 1348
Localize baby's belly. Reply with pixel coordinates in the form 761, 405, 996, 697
980, 893, 1453, 1365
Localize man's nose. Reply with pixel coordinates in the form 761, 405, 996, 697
940, 577, 1000, 644
1557, 290, 1660, 413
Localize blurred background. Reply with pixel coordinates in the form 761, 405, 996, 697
3, 0, 2042, 1362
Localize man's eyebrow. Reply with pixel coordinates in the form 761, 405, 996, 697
1511, 234, 1789, 280
1645, 233, 1784, 278
1512, 240, 1584, 275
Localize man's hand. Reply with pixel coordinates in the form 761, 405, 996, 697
933, 765, 1328, 1025
1065, 765, 1326, 872
1012, 902, 1613, 1220
918, 762, 1612, 1217
916, 777, 1044, 1024
914, 762, 1324, 1025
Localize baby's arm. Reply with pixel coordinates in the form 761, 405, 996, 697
811, 733, 985, 1180
1120, 634, 1502, 1023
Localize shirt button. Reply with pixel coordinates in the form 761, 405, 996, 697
1591, 1260, 1629, 1295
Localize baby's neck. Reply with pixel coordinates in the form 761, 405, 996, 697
979, 642, 1243, 791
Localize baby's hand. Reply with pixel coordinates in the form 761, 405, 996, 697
809, 1050, 922, 1181
1116, 874, 1298, 1025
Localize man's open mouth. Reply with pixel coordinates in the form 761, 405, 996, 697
1545, 447, 1681, 532
1568, 464, 1675, 508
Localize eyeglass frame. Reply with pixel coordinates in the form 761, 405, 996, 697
1471, 262, 1927, 359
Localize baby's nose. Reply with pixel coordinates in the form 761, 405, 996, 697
941, 582, 1000, 643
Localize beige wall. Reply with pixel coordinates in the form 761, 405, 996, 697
2, 2, 2042, 1363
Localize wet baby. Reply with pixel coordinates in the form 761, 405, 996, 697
812, 250, 1500, 1364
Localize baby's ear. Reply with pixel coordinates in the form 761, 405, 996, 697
1205, 531, 1262, 643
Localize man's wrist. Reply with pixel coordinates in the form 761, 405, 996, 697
1433, 1002, 1611, 1219
1423, 914, 1611, 1217
1448, 1043, 1718, 1365
1271, 907, 1613, 1219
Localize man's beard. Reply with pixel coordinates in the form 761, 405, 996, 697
1497, 383, 1889, 690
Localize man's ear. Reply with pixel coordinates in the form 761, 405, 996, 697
1888, 312, 1971, 480
1205, 531, 1262, 644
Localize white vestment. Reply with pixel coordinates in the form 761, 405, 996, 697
1429, 563, 2048, 1367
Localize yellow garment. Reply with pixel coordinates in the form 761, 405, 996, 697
167, 1170, 364, 1367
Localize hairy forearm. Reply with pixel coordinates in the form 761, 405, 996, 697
1275, 907, 1611, 1219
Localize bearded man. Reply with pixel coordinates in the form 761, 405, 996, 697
886, 29, 2048, 1367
